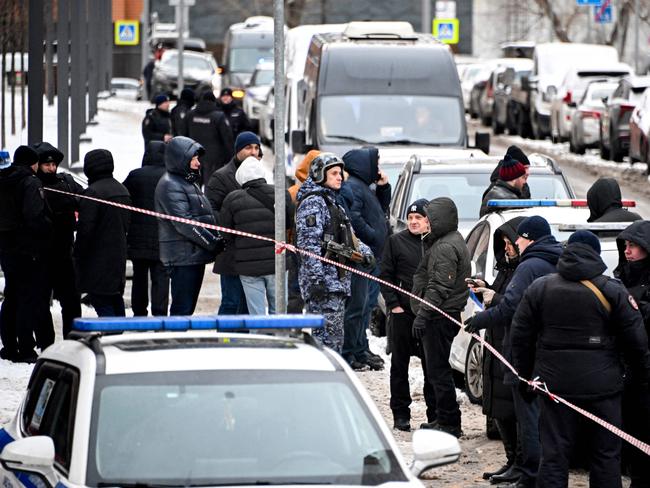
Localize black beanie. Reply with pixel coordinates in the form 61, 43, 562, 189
179, 87, 195, 104
506, 145, 530, 166
13, 145, 39, 166
517, 216, 551, 241
407, 198, 429, 218
568, 230, 601, 254
84, 149, 114, 180
201, 91, 217, 103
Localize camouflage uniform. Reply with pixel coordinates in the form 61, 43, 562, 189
296, 176, 370, 353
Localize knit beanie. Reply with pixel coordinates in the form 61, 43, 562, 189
407, 198, 429, 218
13, 145, 39, 166
179, 87, 195, 104
201, 91, 217, 103
517, 216, 551, 241
568, 230, 601, 254
235, 131, 261, 154
153, 93, 169, 106
499, 154, 527, 182
505, 145, 530, 166
220, 87, 233, 97
83, 149, 114, 179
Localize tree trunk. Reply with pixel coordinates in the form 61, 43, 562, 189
533, 0, 571, 42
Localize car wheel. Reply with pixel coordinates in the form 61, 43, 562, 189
599, 139, 610, 160
369, 307, 386, 337
492, 113, 503, 135
486, 415, 501, 440
517, 109, 532, 139
610, 130, 624, 162
464, 337, 483, 405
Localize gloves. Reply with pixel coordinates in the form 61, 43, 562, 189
476, 287, 496, 306
309, 282, 327, 301
214, 236, 226, 255
412, 315, 427, 340
464, 316, 481, 334
363, 253, 376, 269
518, 381, 537, 403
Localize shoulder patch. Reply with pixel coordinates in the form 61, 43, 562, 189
628, 295, 639, 311
306, 215, 316, 227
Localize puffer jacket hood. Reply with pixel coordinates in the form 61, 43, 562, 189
587, 177, 622, 222
558, 242, 607, 281
288, 150, 321, 203
83, 149, 114, 183
142, 141, 166, 167
235, 156, 264, 186
164, 136, 204, 176
194, 98, 219, 116
342, 147, 379, 185
616, 220, 650, 262
493, 216, 525, 268
424, 197, 458, 242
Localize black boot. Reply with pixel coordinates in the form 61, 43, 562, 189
482, 462, 512, 480
489, 464, 520, 484
393, 418, 411, 432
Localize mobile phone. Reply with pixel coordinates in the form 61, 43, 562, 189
466, 278, 480, 286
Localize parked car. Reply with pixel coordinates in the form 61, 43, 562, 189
243, 60, 274, 133
258, 86, 275, 146
151, 49, 221, 98
458, 61, 484, 111
569, 81, 618, 154
491, 59, 533, 134
110, 77, 143, 101
466, 64, 493, 119
629, 87, 650, 165
600, 76, 650, 161
550, 63, 631, 143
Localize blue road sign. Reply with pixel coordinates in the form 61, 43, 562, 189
594, 4, 612, 23
576, 0, 601, 5
119, 24, 135, 42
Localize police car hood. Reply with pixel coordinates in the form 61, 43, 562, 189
557, 242, 607, 281
616, 220, 650, 265
342, 147, 379, 185
425, 197, 458, 240
165, 136, 205, 176
587, 178, 622, 222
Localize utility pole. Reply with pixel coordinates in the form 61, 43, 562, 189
634, 0, 640, 74
142, 0, 150, 72
422, 0, 431, 34
28, 0, 44, 143
176, 1, 184, 93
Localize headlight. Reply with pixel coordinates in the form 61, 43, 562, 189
232, 89, 245, 99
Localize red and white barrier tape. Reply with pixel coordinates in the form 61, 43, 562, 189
46, 186, 650, 456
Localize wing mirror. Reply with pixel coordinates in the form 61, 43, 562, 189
0, 436, 57, 488
410, 429, 461, 477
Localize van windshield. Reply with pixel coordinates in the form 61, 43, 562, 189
319, 95, 463, 145
230, 47, 273, 72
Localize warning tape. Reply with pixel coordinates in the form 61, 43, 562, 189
46, 186, 650, 456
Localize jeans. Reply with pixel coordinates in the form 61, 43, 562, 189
512, 384, 541, 483
218, 274, 248, 314
169, 265, 205, 315
131, 259, 170, 316
240, 274, 276, 315
88, 293, 126, 317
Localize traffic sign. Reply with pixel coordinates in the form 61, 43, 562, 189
576, 0, 601, 5
114, 20, 139, 46
433, 18, 459, 45
594, 4, 613, 23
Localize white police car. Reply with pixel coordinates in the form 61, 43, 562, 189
454, 198, 636, 404
0, 315, 460, 488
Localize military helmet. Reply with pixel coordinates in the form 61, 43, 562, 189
309, 152, 344, 185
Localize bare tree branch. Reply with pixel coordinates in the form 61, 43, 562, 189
533, 0, 571, 41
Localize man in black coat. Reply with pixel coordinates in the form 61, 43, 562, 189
219, 87, 252, 138
75, 149, 131, 317
170, 87, 195, 137
33, 142, 84, 338
123, 141, 170, 316
380, 199, 436, 432
206, 131, 261, 315
219, 157, 293, 314
512, 230, 650, 487
142, 94, 172, 149
480, 154, 529, 217
188, 91, 235, 187
587, 177, 642, 224
0, 146, 51, 363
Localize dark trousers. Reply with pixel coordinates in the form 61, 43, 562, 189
420, 313, 461, 427
170, 265, 205, 315
88, 293, 126, 317
389, 310, 436, 422
512, 383, 541, 484
46, 255, 81, 338
131, 259, 170, 316
538, 394, 622, 488
287, 253, 304, 313
495, 415, 520, 467
343, 270, 368, 361
623, 383, 650, 488
218, 273, 248, 315
0, 252, 51, 355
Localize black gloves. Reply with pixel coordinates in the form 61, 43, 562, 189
412, 315, 427, 340
363, 253, 376, 269
214, 236, 226, 255
517, 381, 537, 403
464, 316, 481, 334
309, 282, 327, 301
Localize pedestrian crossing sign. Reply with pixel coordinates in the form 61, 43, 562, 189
433, 18, 459, 44
115, 20, 139, 46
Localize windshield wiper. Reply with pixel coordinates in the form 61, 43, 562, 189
373, 139, 442, 146
325, 134, 371, 144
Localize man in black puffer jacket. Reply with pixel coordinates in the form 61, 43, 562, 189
512, 230, 650, 488
187, 91, 235, 187
410, 197, 471, 438
75, 149, 131, 317
587, 177, 642, 224
123, 141, 170, 316
155, 136, 225, 315
220, 157, 293, 314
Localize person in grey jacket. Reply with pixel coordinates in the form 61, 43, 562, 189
155, 136, 225, 315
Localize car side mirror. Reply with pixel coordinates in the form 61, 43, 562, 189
474, 132, 490, 155
410, 429, 461, 477
0, 437, 57, 488
567, 102, 577, 108
291, 130, 306, 154
601, 96, 609, 106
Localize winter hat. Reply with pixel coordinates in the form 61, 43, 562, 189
407, 198, 429, 218
179, 87, 195, 104
220, 87, 233, 97
31, 141, 64, 165
568, 230, 601, 254
153, 93, 169, 106
235, 156, 266, 186
505, 145, 530, 166
235, 131, 261, 154
200, 91, 217, 103
517, 215, 551, 241
499, 154, 527, 182
83, 149, 114, 179
13, 145, 39, 166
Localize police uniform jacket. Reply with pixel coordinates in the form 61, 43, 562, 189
141, 108, 171, 148
221, 101, 252, 138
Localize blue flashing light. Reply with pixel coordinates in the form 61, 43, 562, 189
487, 199, 558, 208
72, 315, 325, 333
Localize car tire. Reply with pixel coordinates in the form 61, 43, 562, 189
599, 139, 610, 160
610, 129, 624, 162
486, 416, 501, 440
464, 337, 483, 405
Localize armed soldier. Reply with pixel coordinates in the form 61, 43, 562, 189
296, 153, 374, 353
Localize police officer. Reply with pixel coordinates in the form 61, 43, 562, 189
142, 94, 172, 149
296, 153, 373, 353
0, 146, 51, 363
512, 230, 650, 487
32, 142, 84, 338
380, 199, 436, 432
219, 87, 252, 138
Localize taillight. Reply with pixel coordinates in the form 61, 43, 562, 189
580, 110, 601, 119
563, 91, 572, 104
486, 84, 494, 98
619, 103, 635, 114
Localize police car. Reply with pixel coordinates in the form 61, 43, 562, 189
0, 315, 460, 488
454, 199, 636, 404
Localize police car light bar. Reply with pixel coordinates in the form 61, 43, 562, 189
72, 315, 325, 333
486, 199, 636, 208
558, 223, 631, 232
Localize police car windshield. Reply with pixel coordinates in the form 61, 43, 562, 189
319, 95, 464, 145
406, 173, 571, 220
87, 370, 406, 486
